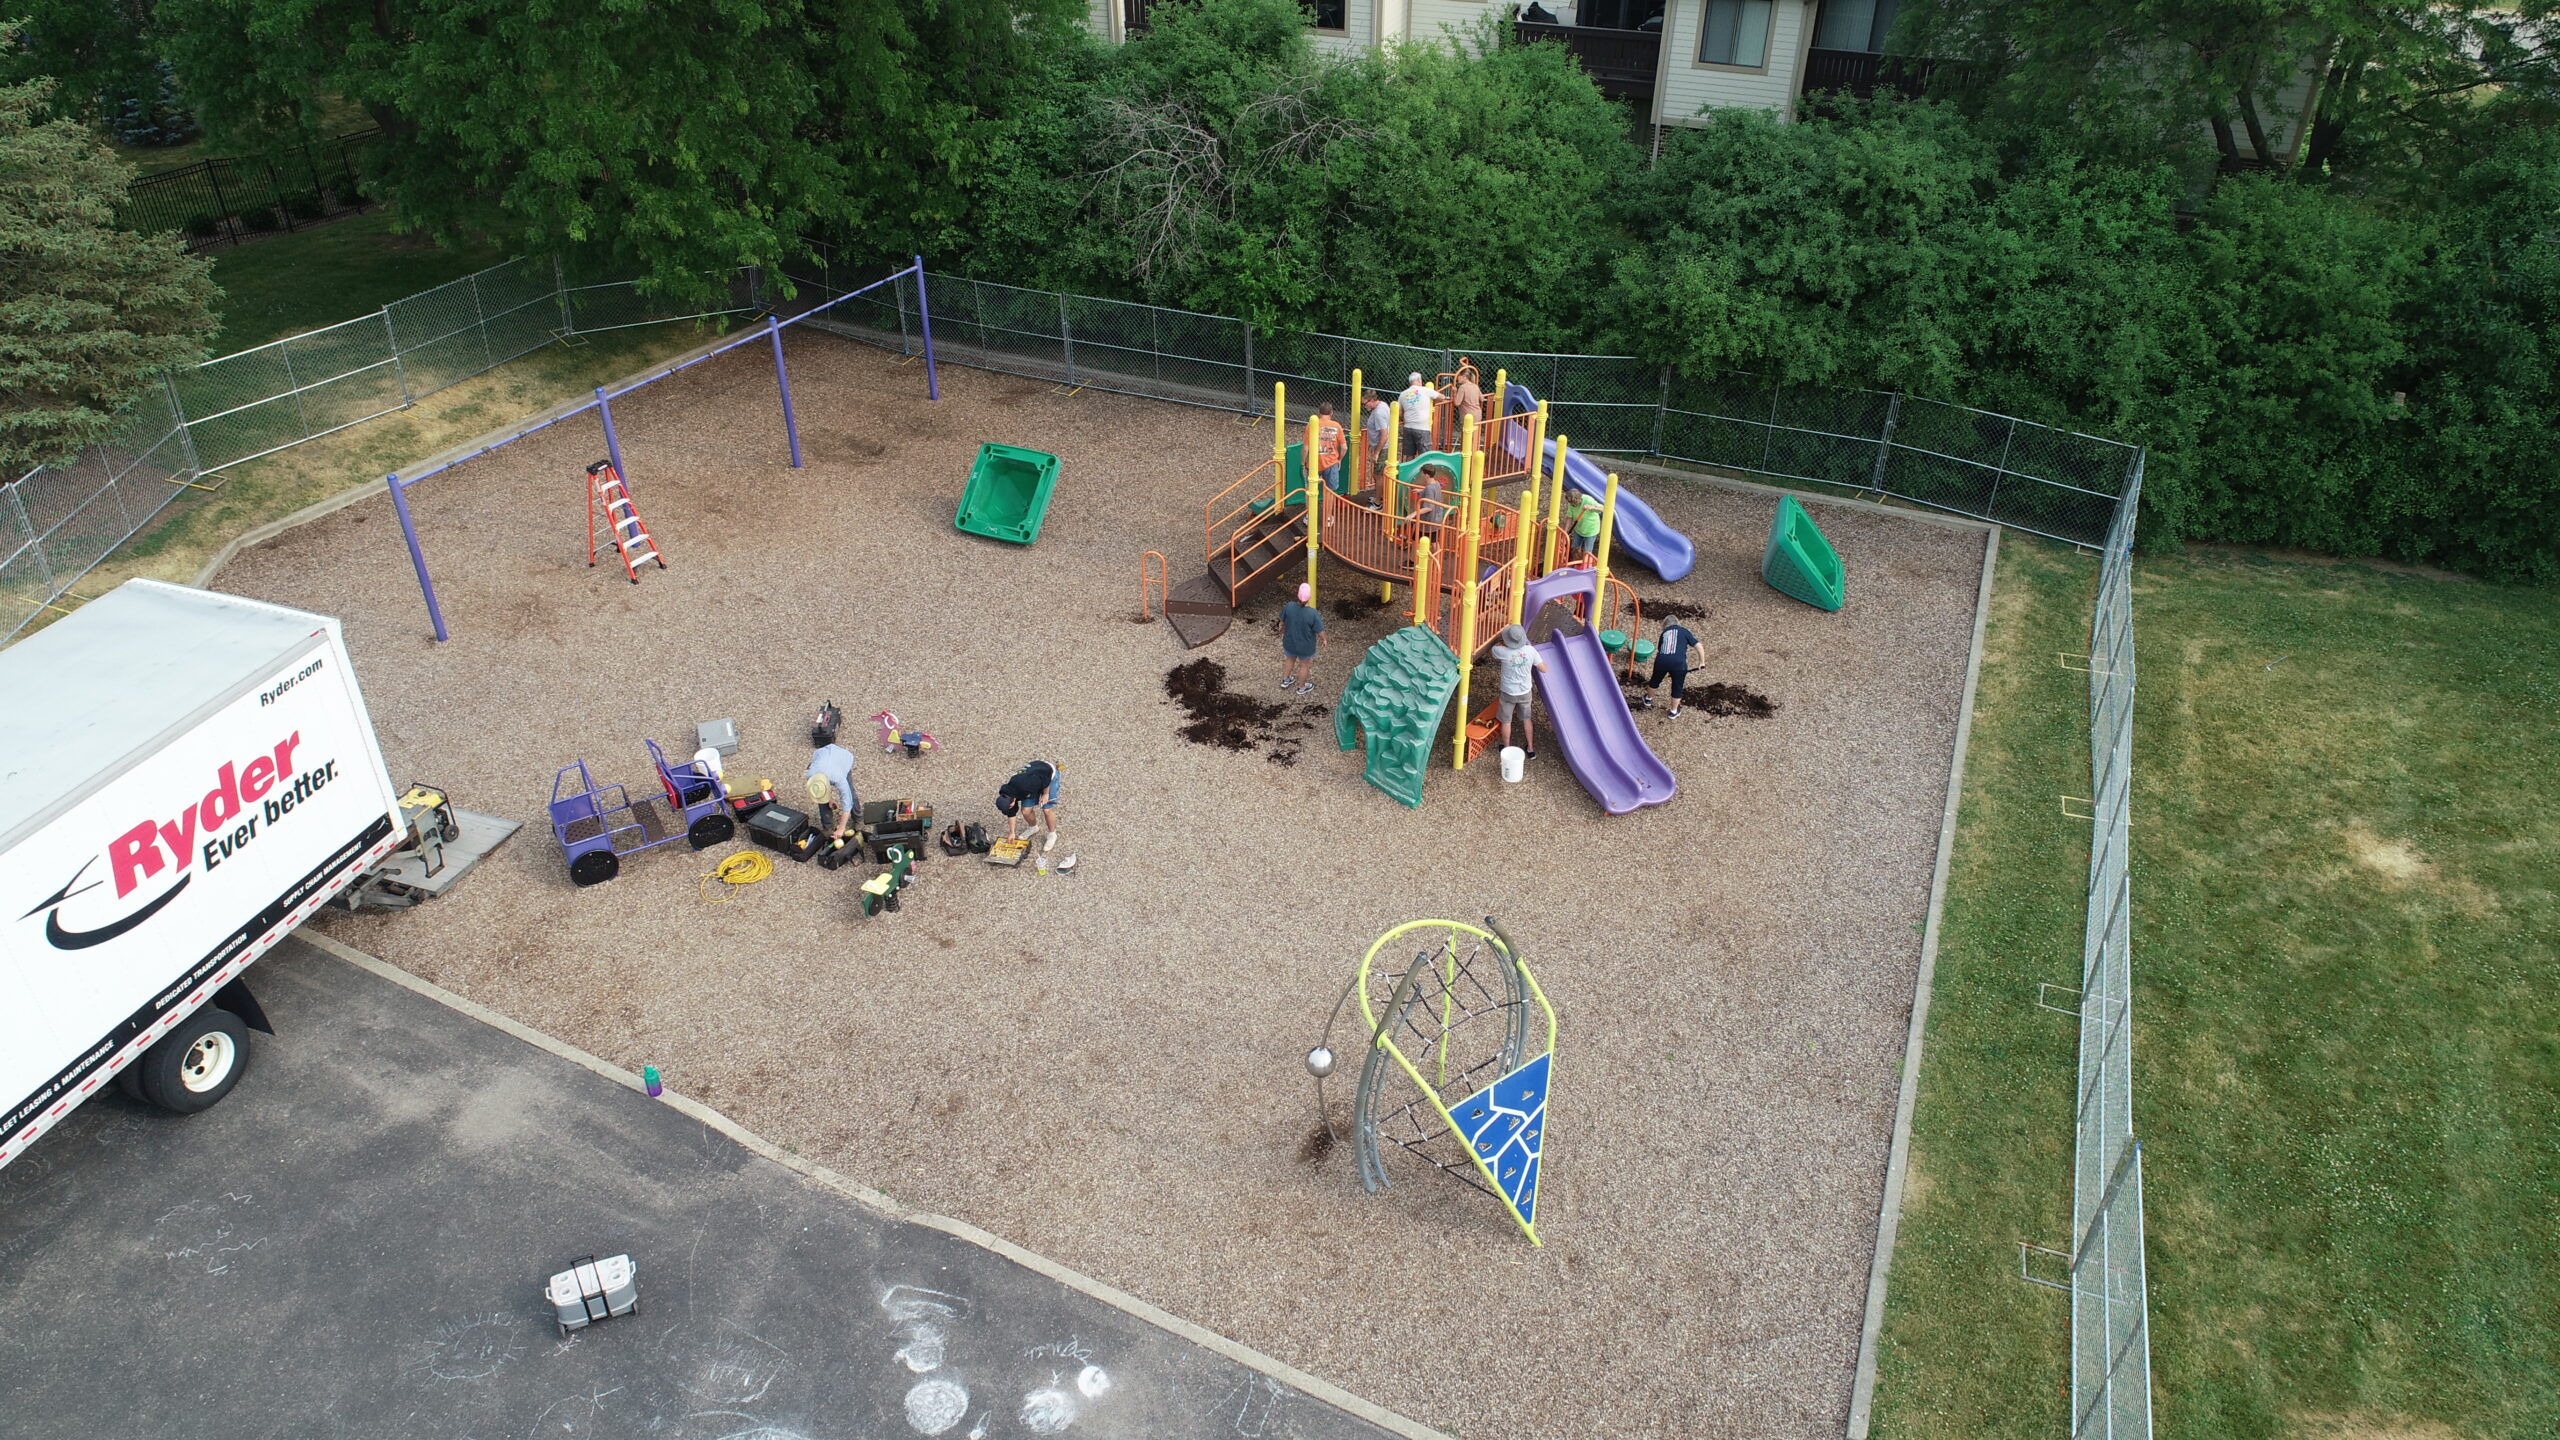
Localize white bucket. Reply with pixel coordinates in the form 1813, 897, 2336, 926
1499, 746, 1526, 784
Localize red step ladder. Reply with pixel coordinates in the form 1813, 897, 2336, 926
585, 460, 665, 583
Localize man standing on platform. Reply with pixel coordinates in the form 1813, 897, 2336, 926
1398, 372, 1440, 458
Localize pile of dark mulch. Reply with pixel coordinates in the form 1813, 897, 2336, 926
1163, 658, 1327, 765
1331, 590, 1390, 621
1644, 597, 1711, 623
1692, 682, 1777, 719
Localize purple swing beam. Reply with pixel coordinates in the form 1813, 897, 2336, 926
394, 259, 933, 640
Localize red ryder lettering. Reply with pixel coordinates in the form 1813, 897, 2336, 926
103, 733, 340, 897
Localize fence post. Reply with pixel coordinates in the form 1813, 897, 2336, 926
382, 308, 414, 407
471, 272, 493, 369
556, 256, 574, 338
387, 473, 450, 643
279, 342, 311, 441
895, 270, 912, 355
1869, 391, 1902, 496
163, 376, 201, 476
1243, 328, 1255, 413
1651, 364, 1671, 458
204, 160, 240, 247
1985, 416, 2017, 520
263, 159, 295, 232
1059, 292, 1076, 387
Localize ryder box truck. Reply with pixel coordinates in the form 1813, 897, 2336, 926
0, 581, 403, 1169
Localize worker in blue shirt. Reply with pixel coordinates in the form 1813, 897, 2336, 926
1636, 614, 1702, 718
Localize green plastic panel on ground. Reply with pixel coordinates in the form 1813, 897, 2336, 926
1334, 625, 1461, 808
1762, 494, 1845, 610
956, 442, 1062, 544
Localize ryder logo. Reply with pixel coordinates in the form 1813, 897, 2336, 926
21, 732, 336, 951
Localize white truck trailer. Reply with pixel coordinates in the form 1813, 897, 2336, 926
0, 581, 405, 1169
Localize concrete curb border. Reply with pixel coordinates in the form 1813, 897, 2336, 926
292, 931, 1451, 1440
1844, 523, 2001, 1438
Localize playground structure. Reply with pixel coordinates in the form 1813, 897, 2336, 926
385, 258, 941, 642
953, 442, 1062, 545
1311, 916, 1556, 1245
1154, 362, 1673, 810
548, 740, 737, 886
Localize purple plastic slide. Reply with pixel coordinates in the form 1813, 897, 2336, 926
1499, 382, 1696, 582
1519, 568, 1676, 815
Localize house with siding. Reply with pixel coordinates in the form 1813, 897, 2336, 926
1092, 0, 1927, 128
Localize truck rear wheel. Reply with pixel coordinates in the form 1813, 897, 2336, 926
135, 1007, 252, 1114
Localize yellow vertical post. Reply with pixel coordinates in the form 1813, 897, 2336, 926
1451, 416, 1483, 771
1545, 434, 1571, 575
1271, 382, 1287, 510
1510, 485, 1535, 626
1304, 411, 1322, 601
1492, 368, 1507, 423
1525, 403, 1550, 576
1380, 404, 1400, 605
1410, 535, 1432, 626
1594, 471, 1621, 633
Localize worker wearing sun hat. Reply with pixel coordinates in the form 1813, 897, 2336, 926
1487, 622, 1549, 759
1279, 581, 1326, 697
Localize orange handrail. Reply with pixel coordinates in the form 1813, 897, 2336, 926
1140, 550, 1166, 619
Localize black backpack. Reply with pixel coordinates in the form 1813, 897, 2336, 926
963, 822, 991, 854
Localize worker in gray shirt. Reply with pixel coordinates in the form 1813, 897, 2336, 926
1487, 623, 1550, 760
806, 704, 858, 840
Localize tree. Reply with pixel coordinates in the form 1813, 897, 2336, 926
154, 0, 1086, 298
1899, 0, 2560, 185
0, 0, 171, 130
0, 62, 218, 477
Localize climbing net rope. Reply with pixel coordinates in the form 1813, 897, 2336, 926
1344, 919, 1552, 1214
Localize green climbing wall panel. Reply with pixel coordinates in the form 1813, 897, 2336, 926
1334, 626, 1461, 809
1763, 494, 1845, 611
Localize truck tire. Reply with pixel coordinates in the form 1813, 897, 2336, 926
135, 1007, 253, 1114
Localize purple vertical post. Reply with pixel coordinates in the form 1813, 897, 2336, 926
767, 315, 803, 468
387, 472, 449, 643
911, 256, 940, 401
595, 386, 628, 488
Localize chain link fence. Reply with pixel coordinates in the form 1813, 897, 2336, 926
3, 256, 760, 640
2070, 457, 2150, 1440
783, 248, 2141, 548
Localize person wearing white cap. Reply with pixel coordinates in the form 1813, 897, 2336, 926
1487, 622, 1549, 759
1397, 371, 1441, 458
1279, 581, 1326, 697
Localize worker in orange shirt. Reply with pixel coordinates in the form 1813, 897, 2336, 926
1314, 401, 1348, 494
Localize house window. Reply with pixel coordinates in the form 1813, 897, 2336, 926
1812, 0, 1899, 52
1697, 0, 1772, 68
1302, 0, 1346, 31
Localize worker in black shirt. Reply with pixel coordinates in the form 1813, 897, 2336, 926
995, 758, 1065, 851
1636, 613, 1702, 718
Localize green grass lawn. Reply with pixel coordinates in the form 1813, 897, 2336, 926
1872, 541, 2559, 1440
205, 209, 506, 353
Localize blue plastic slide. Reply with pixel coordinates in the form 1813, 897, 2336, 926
1501, 382, 1696, 582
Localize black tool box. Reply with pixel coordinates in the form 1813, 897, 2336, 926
747, 802, 819, 861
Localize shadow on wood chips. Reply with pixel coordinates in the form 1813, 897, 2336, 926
1164, 657, 1327, 766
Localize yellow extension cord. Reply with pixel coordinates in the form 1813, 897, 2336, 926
699, 848, 774, 904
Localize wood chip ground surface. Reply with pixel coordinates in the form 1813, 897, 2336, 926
219, 334, 1987, 1440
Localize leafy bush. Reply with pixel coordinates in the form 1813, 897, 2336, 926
284, 189, 324, 220
239, 204, 280, 232
182, 211, 222, 239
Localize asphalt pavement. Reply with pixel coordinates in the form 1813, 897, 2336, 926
0, 937, 1401, 1440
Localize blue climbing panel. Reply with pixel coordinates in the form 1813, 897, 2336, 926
1450, 1052, 1549, 1231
